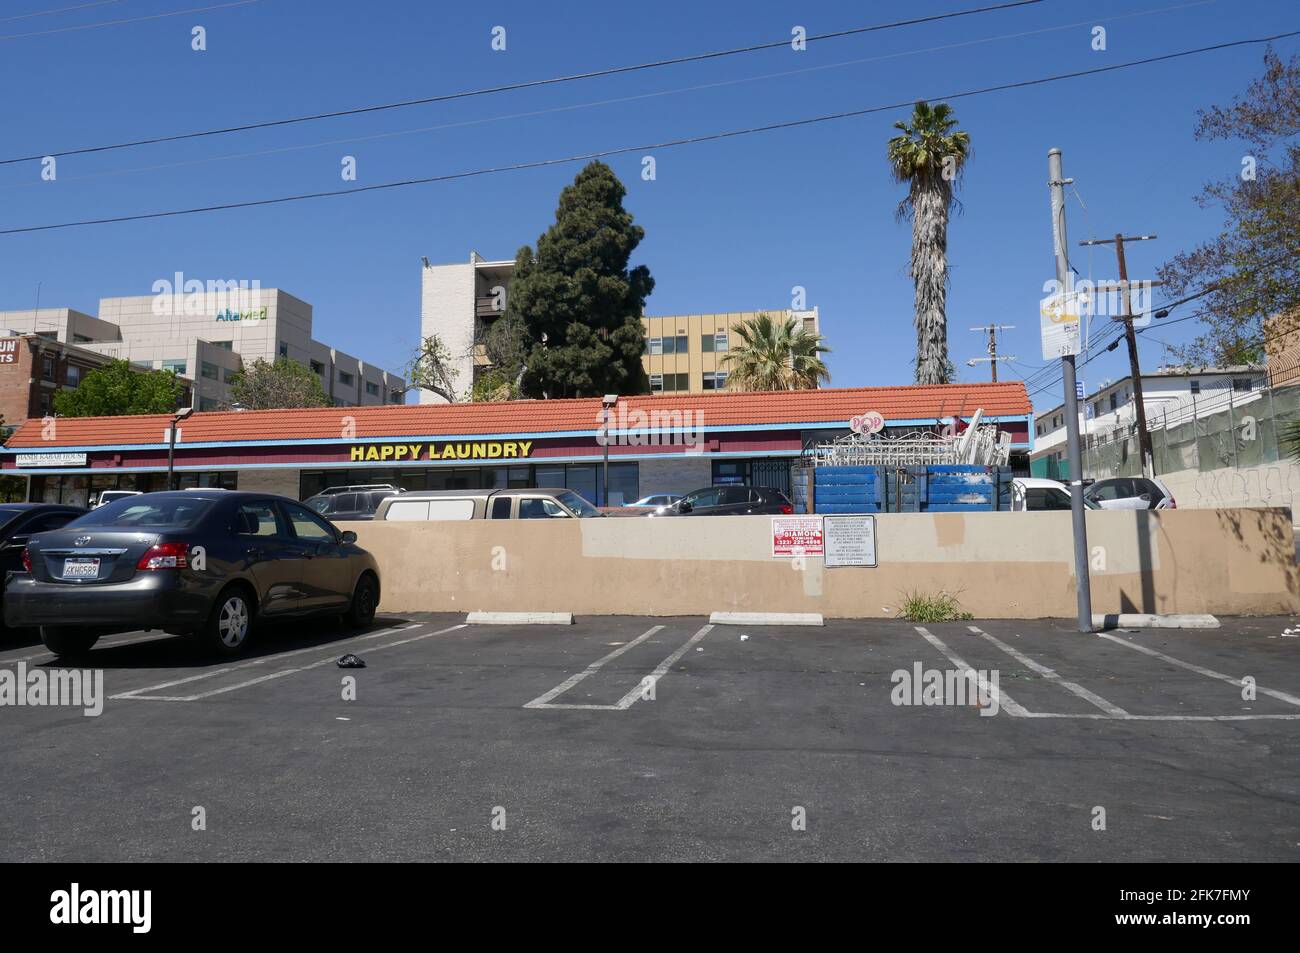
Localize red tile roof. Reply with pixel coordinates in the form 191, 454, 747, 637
3, 382, 1030, 449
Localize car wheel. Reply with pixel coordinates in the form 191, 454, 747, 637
345, 574, 378, 628
204, 586, 255, 656
41, 626, 100, 658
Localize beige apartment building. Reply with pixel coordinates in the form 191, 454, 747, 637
0, 287, 404, 412
419, 252, 821, 400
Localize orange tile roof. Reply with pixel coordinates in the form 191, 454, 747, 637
3, 382, 1030, 449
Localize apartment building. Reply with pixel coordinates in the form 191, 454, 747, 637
0, 288, 404, 413
1031, 365, 1268, 475
419, 253, 821, 401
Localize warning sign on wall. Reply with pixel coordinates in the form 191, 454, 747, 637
771, 516, 824, 558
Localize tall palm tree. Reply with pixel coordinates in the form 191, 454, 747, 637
721, 312, 831, 391
888, 101, 970, 385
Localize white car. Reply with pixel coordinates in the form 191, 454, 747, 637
627, 494, 683, 509
92, 489, 143, 508
1084, 476, 1177, 510
1009, 478, 1100, 512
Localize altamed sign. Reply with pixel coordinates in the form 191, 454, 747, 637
349, 440, 534, 462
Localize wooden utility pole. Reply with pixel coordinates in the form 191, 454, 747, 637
1078, 233, 1162, 477
967, 324, 1015, 382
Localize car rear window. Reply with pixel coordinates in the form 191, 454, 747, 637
69, 496, 215, 529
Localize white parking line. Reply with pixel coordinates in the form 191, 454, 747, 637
913, 626, 1029, 717
110, 622, 430, 701
968, 625, 1129, 717
0, 631, 175, 665
1097, 632, 1300, 708
526, 624, 713, 711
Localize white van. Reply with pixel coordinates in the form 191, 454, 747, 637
373, 488, 603, 521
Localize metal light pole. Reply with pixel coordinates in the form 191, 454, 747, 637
1048, 149, 1094, 633
601, 394, 617, 506
167, 405, 194, 490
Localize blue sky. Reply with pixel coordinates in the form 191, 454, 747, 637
1, 0, 1296, 412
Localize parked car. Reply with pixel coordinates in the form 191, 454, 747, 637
0, 504, 88, 630
92, 489, 142, 508
3, 490, 381, 658
315, 484, 402, 497
304, 489, 399, 521
1009, 478, 1101, 512
1083, 476, 1176, 510
373, 488, 603, 521
627, 493, 683, 509
649, 485, 793, 516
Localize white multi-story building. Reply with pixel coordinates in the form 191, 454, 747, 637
419, 252, 821, 401
0, 288, 404, 412
1032, 365, 1268, 473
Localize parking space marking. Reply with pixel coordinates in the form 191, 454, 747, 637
525, 624, 713, 711
913, 626, 1029, 716
968, 625, 1129, 717
0, 631, 176, 665
1097, 632, 1300, 708
522, 625, 663, 709
109, 622, 432, 701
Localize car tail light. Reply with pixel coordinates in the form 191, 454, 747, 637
21, 546, 31, 573
1168, 497, 1177, 509
780, 503, 793, 514
137, 541, 190, 570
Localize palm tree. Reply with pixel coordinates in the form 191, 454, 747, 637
721, 312, 830, 391
888, 101, 971, 385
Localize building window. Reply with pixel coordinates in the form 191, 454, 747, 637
1190, 380, 1201, 395
200, 361, 219, 381
365, 381, 380, 396
39, 393, 52, 415
661, 336, 676, 355
1233, 378, 1254, 393
714, 332, 728, 352
702, 334, 714, 353
73, 334, 93, 344
310, 360, 325, 375
649, 374, 664, 393
278, 341, 289, 358
1109, 393, 1118, 412
223, 367, 238, 383
648, 337, 663, 356
199, 396, 219, 411
42, 356, 54, 381
660, 372, 688, 392
390, 390, 404, 404
702, 371, 728, 390
338, 370, 354, 386
66, 365, 83, 387
674, 334, 688, 354
162, 359, 187, 375
212, 341, 233, 350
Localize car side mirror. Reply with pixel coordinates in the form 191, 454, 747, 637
678, 500, 693, 513
340, 530, 357, 544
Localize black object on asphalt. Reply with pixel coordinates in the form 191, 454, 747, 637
337, 654, 366, 668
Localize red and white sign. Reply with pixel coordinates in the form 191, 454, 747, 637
772, 516, 824, 558
849, 410, 885, 434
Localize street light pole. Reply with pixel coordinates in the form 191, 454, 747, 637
601, 394, 618, 506
167, 405, 195, 490
1048, 148, 1094, 633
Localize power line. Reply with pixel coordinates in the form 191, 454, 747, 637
0, 0, 257, 42
0, 0, 1045, 165
0, 1, 123, 23
0, 0, 1211, 193
6, 28, 1299, 236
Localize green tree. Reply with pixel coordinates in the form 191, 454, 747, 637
227, 357, 331, 410
507, 161, 654, 398
53, 360, 184, 417
888, 101, 971, 385
722, 313, 831, 391
1158, 48, 1300, 364
404, 334, 462, 402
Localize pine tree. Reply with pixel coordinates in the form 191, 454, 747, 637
506, 161, 654, 398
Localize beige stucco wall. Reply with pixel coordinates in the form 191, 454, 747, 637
1158, 460, 1300, 523
339, 508, 1299, 619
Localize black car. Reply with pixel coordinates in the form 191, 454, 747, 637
650, 485, 793, 516
3, 490, 381, 658
0, 503, 88, 629
304, 489, 398, 522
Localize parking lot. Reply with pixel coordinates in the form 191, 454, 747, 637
2, 613, 1299, 862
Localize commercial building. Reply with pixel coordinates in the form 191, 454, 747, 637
0, 287, 405, 413
419, 253, 821, 399
0, 333, 194, 427
1031, 365, 1268, 476
2, 381, 1031, 508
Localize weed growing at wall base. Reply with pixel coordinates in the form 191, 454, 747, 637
897, 590, 974, 623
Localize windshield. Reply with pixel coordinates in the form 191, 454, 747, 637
556, 490, 601, 518
69, 495, 215, 529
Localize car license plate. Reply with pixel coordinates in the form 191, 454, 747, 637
62, 557, 100, 579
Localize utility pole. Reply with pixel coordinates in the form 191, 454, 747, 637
1078, 233, 1161, 477
1047, 149, 1093, 634
967, 324, 1015, 381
